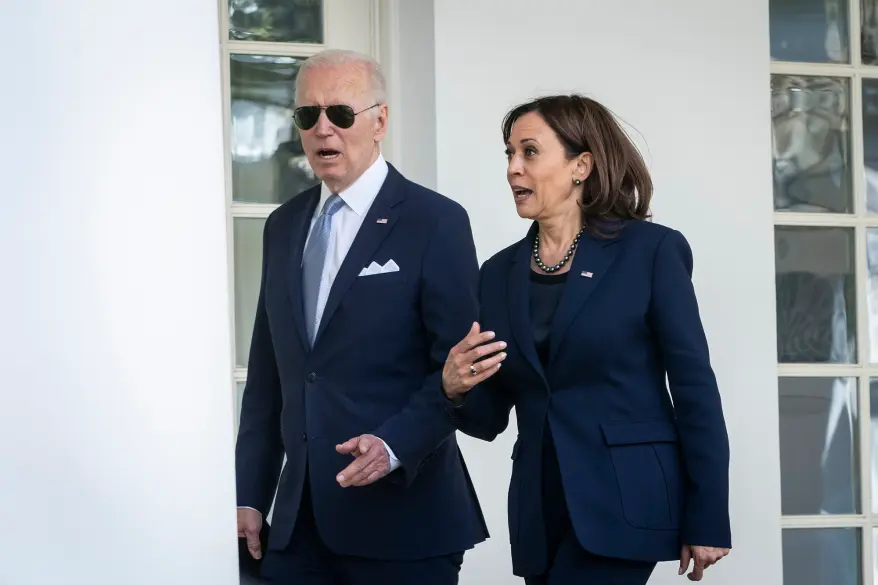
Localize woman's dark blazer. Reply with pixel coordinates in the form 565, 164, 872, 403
446, 219, 731, 578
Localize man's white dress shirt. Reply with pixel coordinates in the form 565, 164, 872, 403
303, 154, 400, 472
239, 154, 400, 517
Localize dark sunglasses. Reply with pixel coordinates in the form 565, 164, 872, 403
293, 103, 380, 130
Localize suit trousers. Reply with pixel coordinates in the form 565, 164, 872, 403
260, 468, 465, 585
524, 424, 656, 585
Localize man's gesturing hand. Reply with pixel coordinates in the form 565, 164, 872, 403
237, 508, 263, 560
335, 434, 391, 487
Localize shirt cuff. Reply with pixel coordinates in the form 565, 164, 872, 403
237, 506, 262, 516
380, 438, 402, 472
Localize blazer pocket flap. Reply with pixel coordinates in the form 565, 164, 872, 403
600, 419, 679, 446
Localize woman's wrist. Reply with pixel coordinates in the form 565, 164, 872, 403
442, 383, 466, 405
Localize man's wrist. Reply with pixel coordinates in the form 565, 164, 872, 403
379, 438, 402, 472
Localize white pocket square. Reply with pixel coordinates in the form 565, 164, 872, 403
358, 259, 400, 277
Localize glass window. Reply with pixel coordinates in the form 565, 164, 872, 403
771, 75, 851, 214
230, 55, 318, 205
779, 377, 860, 515
229, 0, 324, 43
775, 226, 856, 364
771, 2, 878, 579
770, 0, 850, 64
782, 528, 861, 585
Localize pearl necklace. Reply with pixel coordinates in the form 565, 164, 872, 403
533, 227, 585, 273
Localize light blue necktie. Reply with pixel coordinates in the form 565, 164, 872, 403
302, 194, 345, 345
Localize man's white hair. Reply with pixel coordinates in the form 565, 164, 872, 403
295, 49, 387, 106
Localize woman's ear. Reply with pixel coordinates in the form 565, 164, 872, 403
575, 152, 594, 182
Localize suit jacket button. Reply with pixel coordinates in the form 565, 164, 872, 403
302, 433, 307, 442
307, 372, 317, 383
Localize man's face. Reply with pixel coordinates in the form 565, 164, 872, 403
295, 63, 388, 193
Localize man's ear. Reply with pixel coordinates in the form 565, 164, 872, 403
373, 104, 389, 143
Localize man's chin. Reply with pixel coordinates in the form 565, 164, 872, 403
313, 166, 341, 178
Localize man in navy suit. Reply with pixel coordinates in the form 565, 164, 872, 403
234, 49, 488, 584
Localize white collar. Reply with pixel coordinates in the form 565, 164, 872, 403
317, 153, 389, 216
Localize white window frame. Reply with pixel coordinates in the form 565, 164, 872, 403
773, 0, 878, 580
218, 0, 394, 435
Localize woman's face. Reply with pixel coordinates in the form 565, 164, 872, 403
505, 111, 590, 222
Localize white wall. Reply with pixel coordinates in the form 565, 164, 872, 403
379, 0, 439, 189
0, 1, 239, 584
432, 1, 781, 584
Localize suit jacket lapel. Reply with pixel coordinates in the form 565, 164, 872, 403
548, 230, 623, 366
313, 166, 404, 344
507, 223, 548, 386
286, 187, 320, 351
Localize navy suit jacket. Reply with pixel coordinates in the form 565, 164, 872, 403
447, 220, 731, 577
235, 164, 488, 560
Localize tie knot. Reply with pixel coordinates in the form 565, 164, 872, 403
321, 194, 345, 217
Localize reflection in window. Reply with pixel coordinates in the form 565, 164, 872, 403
863, 0, 878, 64
770, 0, 849, 63
229, 0, 323, 43
862, 81, 878, 213
782, 528, 860, 585
230, 55, 318, 204
233, 217, 266, 368
867, 230, 878, 362
771, 75, 851, 213
775, 227, 856, 364
779, 377, 859, 516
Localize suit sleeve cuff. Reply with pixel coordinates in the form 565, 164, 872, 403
380, 438, 402, 472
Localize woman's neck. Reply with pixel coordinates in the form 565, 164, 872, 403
538, 214, 582, 251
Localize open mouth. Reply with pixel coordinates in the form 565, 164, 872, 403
512, 186, 533, 201
317, 148, 342, 160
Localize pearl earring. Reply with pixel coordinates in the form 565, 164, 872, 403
573, 178, 581, 185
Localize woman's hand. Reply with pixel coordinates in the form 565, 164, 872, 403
442, 322, 507, 400
679, 544, 730, 581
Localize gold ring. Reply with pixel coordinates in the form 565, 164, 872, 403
470, 364, 478, 376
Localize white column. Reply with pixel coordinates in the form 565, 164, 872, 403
433, 1, 780, 584
1, 2, 239, 584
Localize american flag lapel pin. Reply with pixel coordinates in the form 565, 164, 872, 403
376, 218, 388, 224
581, 271, 593, 278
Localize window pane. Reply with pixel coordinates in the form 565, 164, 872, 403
868, 230, 878, 361
231, 55, 318, 204
235, 381, 245, 432
229, 0, 323, 43
775, 227, 856, 364
770, 0, 849, 63
234, 218, 266, 368
779, 377, 860, 515
782, 528, 861, 585
863, 0, 878, 64
771, 75, 851, 213
863, 81, 878, 213
868, 380, 878, 512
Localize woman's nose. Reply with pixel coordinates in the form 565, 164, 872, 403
507, 158, 523, 175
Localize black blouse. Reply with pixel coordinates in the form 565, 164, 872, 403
528, 270, 568, 370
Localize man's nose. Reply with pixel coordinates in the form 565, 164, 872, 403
313, 110, 334, 136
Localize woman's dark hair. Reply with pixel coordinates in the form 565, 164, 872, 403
501, 94, 652, 236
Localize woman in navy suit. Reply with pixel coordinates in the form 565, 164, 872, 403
441, 95, 731, 584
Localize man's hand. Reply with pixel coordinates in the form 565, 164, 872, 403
335, 434, 391, 487
237, 508, 263, 560
679, 544, 730, 581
